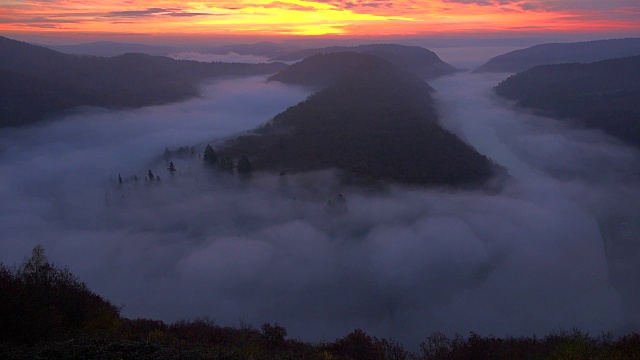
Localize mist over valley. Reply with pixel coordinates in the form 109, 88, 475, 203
1, 36, 640, 357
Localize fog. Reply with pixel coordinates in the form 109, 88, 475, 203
1, 71, 639, 347
169, 52, 272, 64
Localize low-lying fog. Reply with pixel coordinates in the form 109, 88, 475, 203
1, 72, 639, 348
169, 52, 272, 64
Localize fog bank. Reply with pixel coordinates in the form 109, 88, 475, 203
169, 52, 272, 64
1, 72, 639, 348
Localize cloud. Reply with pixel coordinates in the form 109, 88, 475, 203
261, 1, 318, 12
105, 7, 211, 18
0, 71, 639, 350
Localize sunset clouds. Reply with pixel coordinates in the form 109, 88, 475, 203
0, 0, 638, 37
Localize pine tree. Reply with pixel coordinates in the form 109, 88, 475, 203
117, 174, 123, 185
236, 155, 253, 178
167, 161, 177, 176
147, 169, 155, 182
203, 144, 218, 165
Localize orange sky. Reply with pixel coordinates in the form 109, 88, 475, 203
0, 0, 638, 38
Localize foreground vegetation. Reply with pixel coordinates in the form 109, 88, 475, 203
2, 246, 639, 359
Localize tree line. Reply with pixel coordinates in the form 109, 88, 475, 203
1, 246, 639, 359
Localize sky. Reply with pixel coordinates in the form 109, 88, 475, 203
1, 0, 639, 41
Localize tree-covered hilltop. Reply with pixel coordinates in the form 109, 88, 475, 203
0, 36, 287, 128
495, 56, 640, 148
272, 43, 458, 80
474, 38, 640, 74
2, 246, 640, 359
268, 51, 435, 90
220, 52, 495, 188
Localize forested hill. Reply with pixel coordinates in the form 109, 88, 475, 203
0, 36, 286, 127
268, 52, 434, 91
220, 52, 495, 187
474, 38, 640, 74
272, 44, 457, 80
495, 56, 640, 148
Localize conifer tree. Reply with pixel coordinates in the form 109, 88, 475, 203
167, 161, 177, 176
203, 144, 218, 165
236, 155, 253, 178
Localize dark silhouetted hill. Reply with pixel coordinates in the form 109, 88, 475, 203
272, 44, 457, 79
475, 38, 640, 73
268, 51, 434, 91
2, 246, 640, 359
0, 36, 286, 127
47, 41, 178, 57
221, 52, 495, 187
495, 56, 640, 147
202, 41, 303, 57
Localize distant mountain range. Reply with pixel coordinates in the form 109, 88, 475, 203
474, 38, 640, 74
495, 56, 640, 148
199, 42, 303, 58
45, 41, 179, 57
219, 52, 496, 187
47, 41, 303, 58
272, 44, 458, 79
0, 36, 286, 127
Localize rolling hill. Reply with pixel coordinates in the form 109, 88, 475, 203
272, 44, 457, 80
495, 56, 640, 147
474, 38, 640, 74
219, 52, 495, 187
0, 36, 286, 127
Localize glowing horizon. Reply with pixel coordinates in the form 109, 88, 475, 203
1, 0, 639, 38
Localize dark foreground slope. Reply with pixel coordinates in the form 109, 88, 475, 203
3, 246, 640, 360
0, 36, 286, 127
495, 56, 640, 147
273, 43, 457, 79
220, 52, 494, 187
475, 38, 640, 73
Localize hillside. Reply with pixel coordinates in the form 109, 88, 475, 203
474, 38, 640, 73
495, 56, 640, 147
268, 51, 434, 91
0, 36, 286, 127
220, 52, 495, 187
47, 41, 178, 57
272, 44, 457, 79
202, 41, 303, 57
4, 246, 640, 360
